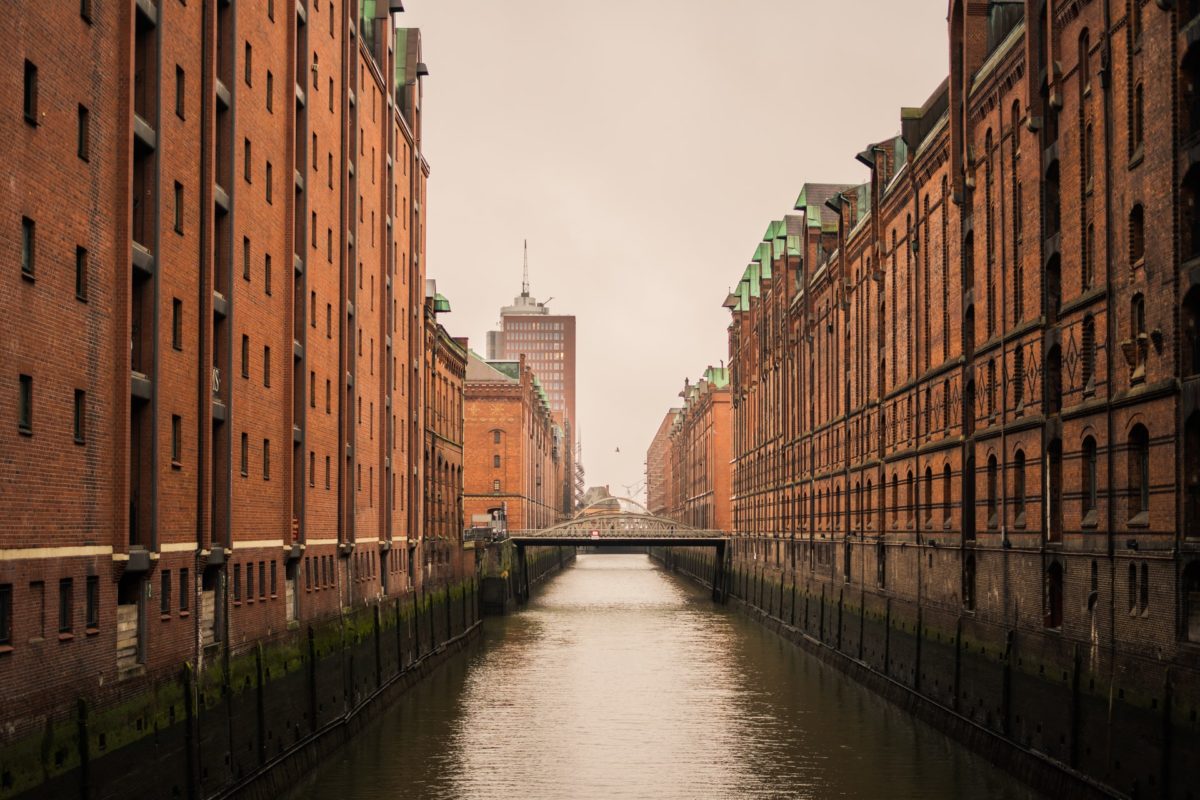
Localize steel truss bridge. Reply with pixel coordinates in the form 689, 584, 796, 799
507, 498, 729, 602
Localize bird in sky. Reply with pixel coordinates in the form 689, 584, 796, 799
615, 446, 620, 453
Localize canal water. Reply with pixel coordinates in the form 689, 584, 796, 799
295, 554, 1043, 799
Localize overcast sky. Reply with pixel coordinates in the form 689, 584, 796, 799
407, 0, 950, 502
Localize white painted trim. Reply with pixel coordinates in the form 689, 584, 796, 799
160, 542, 200, 553
305, 538, 339, 546
0, 545, 114, 561
230, 539, 289, 550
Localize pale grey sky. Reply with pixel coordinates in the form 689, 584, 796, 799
408, 0, 950, 498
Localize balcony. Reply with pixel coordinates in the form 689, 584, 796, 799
132, 241, 155, 278
133, 114, 157, 151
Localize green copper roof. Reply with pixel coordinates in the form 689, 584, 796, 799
786, 234, 802, 257
491, 361, 520, 379
433, 292, 451, 313
394, 26, 409, 92
704, 366, 730, 389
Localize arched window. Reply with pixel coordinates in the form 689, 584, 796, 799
1045, 561, 1064, 629
1082, 315, 1096, 392
906, 471, 915, 527
924, 467, 934, 526
1014, 449, 1027, 526
891, 473, 899, 526
1187, 415, 1200, 537
1082, 436, 1099, 522
1014, 346, 1025, 408
1184, 166, 1200, 262
942, 464, 952, 523
1131, 293, 1147, 380
1133, 82, 1145, 154
1079, 28, 1091, 95
866, 479, 874, 528
1048, 439, 1063, 542
1045, 161, 1061, 237
987, 455, 999, 528
1128, 562, 1138, 612
1129, 424, 1150, 520
1046, 344, 1062, 415
1046, 253, 1062, 323
1131, 204, 1146, 266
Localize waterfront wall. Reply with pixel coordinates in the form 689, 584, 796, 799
654, 546, 1200, 800
479, 544, 576, 615
1, 579, 479, 800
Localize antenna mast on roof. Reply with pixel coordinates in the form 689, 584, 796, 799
522, 239, 530, 297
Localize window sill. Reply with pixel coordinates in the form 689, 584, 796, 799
179, 611, 190, 618
171, 460, 182, 470
58, 632, 74, 642
18, 427, 32, 437
1128, 512, 1150, 528
74, 437, 85, 446
21, 270, 35, 283
1129, 148, 1144, 170
1081, 510, 1099, 529
85, 627, 99, 636
160, 614, 171, 621
24, 114, 37, 127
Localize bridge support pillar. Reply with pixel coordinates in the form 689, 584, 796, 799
712, 542, 727, 603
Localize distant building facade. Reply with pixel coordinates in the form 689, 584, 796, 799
645, 369, 731, 531
486, 276, 576, 430
464, 352, 570, 531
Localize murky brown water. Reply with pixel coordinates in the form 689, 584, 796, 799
295, 553, 1043, 799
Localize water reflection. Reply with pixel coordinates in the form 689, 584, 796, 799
295, 554, 1042, 799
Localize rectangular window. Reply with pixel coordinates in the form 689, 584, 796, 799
241, 335, 250, 377
263, 345, 271, 387
244, 139, 252, 182
175, 66, 185, 118
73, 390, 86, 444
244, 42, 252, 85
312, 211, 317, 247
246, 563, 254, 601
264, 254, 272, 295
311, 291, 317, 327
80, 0, 92, 22
85, 576, 99, 630
326, 229, 332, 262
174, 182, 184, 233
325, 379, 330, 413
58, 578, 73, 634
268, 0, 274, 20
305, 558, 311, 590
309, 371, 316, 407
233, 564, 242, 602
160, 570, 171, 615
172, 299, 183, 349
242, 237, 250, 280
77, 105, 89, 160
240, 431, 248, 476
263, 439, 270, 479
270, 561, 277, 596
325, 455, 330, 489
258, 562, 266, 599
171, 414, 182, 464
265, 162, 273, 203
326, 304, 331, 338
266, 70, 273, 112
23, 60, 37, 124
21, 217, 35, 278
18, 374, 32, 433
179, 568, 189, 612
309, 450, 315, 486
0, 584, 12, 647
75, 246, 88, 301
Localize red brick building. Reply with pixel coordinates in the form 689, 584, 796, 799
645, 369, 732, 531
645, 410, 679, 517
0, 0, 467, 768
464, 352, 570, 532
422, 284, 468, 583
713, 3, 1200, 794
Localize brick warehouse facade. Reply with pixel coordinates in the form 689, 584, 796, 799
0, 2, 476, 796
464, 352, 571, 532
644, 368, 732, 531
651, 2, 1200, 796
